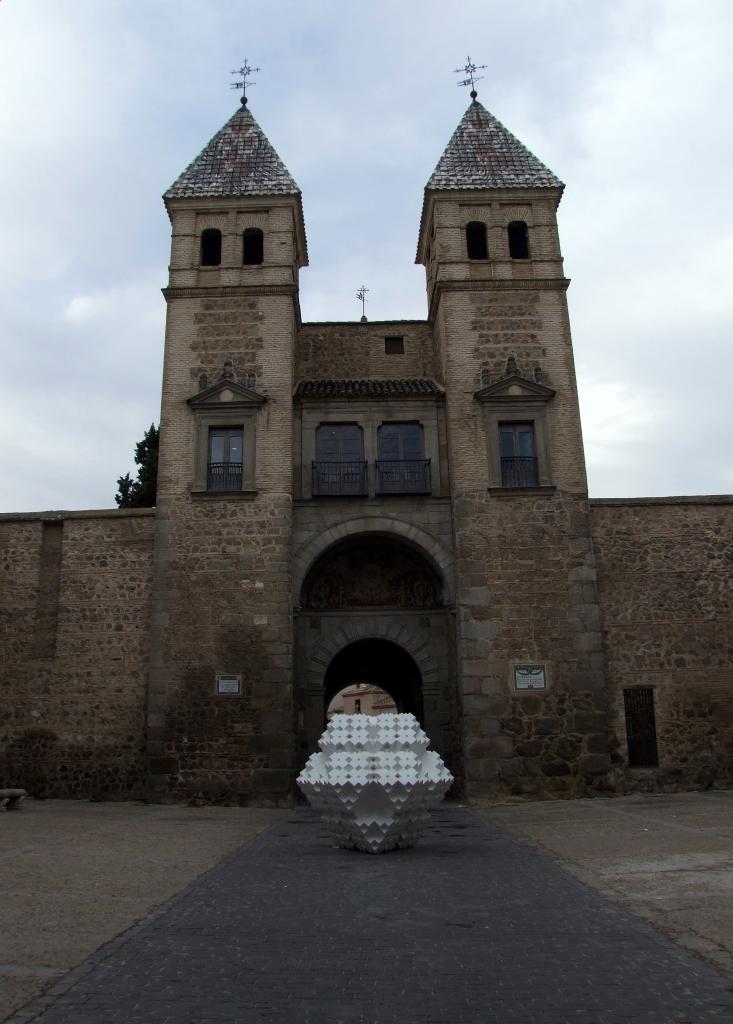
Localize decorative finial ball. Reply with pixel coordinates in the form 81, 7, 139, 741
470, 89, 477, 100
240, 94, 248, 106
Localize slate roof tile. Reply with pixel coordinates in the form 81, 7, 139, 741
165, 104, 301, 199
426, 100, 563, 191
295, 379, 443, 398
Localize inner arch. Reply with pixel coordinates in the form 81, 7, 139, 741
323, 639, 424, 724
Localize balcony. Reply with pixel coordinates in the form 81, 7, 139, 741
376, 459, 431, 495
500, 456, 539, 488
312, 460, 368, 496
207, 461, 243, 492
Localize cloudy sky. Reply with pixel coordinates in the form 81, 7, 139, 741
0, 0, 731, 511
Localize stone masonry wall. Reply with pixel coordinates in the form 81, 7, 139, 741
434, 280, 610, 802
296, 321, 439, 381
591, 497, 733, 792
0, 510, 155, 798
149, 287, 297, 806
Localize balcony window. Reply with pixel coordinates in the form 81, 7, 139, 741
208, 428, 243, 491
376, 422, 431, 494
499, 422, 538, 488
313, 423, 367, 496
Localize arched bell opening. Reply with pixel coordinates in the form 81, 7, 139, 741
323, 639, 424, 728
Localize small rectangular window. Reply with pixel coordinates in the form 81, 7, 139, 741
208, 427, 243, 491
384, 336, 404, 355
499, 422, 538, 487
624, 687, 659, 767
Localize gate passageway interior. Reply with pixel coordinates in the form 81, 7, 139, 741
323, 638, 424, 726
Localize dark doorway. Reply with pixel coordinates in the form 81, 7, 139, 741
323, 639, 424, 727
624, 687, 659, 767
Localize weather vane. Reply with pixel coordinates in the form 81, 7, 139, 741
231, 59, 260, 106
356, 285, 369, 320
454, 56, 487, 101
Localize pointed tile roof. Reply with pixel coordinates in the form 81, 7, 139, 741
425, 100, 563, 191
165, 103, 301, 199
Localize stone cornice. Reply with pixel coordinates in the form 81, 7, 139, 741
162, 284, 299, 301
590, 495, 733, 508
0, 508, 156, 522
427, 277, 570, 322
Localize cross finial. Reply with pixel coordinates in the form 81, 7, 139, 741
454, 56, 487, 101
231, 59, 260, 106
356, 285, 369, 322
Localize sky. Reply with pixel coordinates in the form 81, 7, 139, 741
0, 0, 731, 511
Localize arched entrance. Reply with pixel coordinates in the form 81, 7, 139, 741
324, 638, 424, 725
294, 533, 461, 783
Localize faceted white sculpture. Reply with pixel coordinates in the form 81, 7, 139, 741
297, 713, 453, 853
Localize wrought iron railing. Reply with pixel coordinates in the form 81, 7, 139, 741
376, 459, 431, 494
500, 456, 539, 488
207, 461, 243, 492
312, 460, 368, 496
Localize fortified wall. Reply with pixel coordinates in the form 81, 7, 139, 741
1, 490, 731, 800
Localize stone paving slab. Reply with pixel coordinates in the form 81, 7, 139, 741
8, 806, 733, 1024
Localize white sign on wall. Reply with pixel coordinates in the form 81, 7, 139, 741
216, 673, 242, 696
514, 665, 546, 690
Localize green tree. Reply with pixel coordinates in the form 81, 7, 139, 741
115, 423, 159, 508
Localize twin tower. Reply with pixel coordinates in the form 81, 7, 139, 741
147, 94, 611, 804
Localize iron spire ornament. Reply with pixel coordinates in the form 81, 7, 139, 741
231, 58, 260, 106
356, 285, 369, 321
454, 56, 487, 101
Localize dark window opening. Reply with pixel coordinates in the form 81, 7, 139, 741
354, 698, 361, 713
200, 228, 222, 267
208, 427, 243, 491
313, 423, 366, 496
466, 221, 488, 260
499, 422, 538, 487
377, 422, 430, 494
624, 687, 659, 767
385, 336, 404, 355
242, 228, 264, 266
508, 221, 530, 259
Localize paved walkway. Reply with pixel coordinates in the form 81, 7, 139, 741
10, 807, 733, 1024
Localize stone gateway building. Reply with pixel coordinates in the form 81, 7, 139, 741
1, 97, 731, 805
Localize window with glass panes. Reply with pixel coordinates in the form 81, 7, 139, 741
376, 422, 430, 493
208, 428, 243, 491
313, 424, 366, 495
498, 422, 538, 487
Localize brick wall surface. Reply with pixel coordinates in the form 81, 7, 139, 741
149, 275, 298, 805
296, 321, 439, 381
591, 497, 733, 791
0, 510, 155, 797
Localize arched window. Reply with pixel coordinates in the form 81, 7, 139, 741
200, 228, 222, 267
242, 228, 264, 265
508, 221, 530, 259
466, 221, 488, 260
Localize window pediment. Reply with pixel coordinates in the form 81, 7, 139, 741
187, 379, 267, 411
474, 373, 555, 405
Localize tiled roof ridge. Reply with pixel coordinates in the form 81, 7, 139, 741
165, 104, 301, 199
294, 378, 444, 398
425, 99, 563, 191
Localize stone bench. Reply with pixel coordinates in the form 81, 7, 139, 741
0, 789, 27, 811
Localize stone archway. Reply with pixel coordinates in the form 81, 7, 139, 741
292, 516, 455, 607
294, 533, 461, 783
324, 638, 424, 723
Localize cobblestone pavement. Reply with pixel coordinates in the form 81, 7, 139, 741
9, 807, 733, 1024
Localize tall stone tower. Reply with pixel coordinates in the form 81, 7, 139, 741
146, 99, 307, 803
416, 98, 610, 799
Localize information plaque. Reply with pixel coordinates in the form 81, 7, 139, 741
216, 673, 242, 696
514, 665, 546, 690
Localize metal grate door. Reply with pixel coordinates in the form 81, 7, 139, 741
623, 687, 659, 767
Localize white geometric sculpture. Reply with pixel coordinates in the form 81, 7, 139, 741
297, 713, 453, 853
